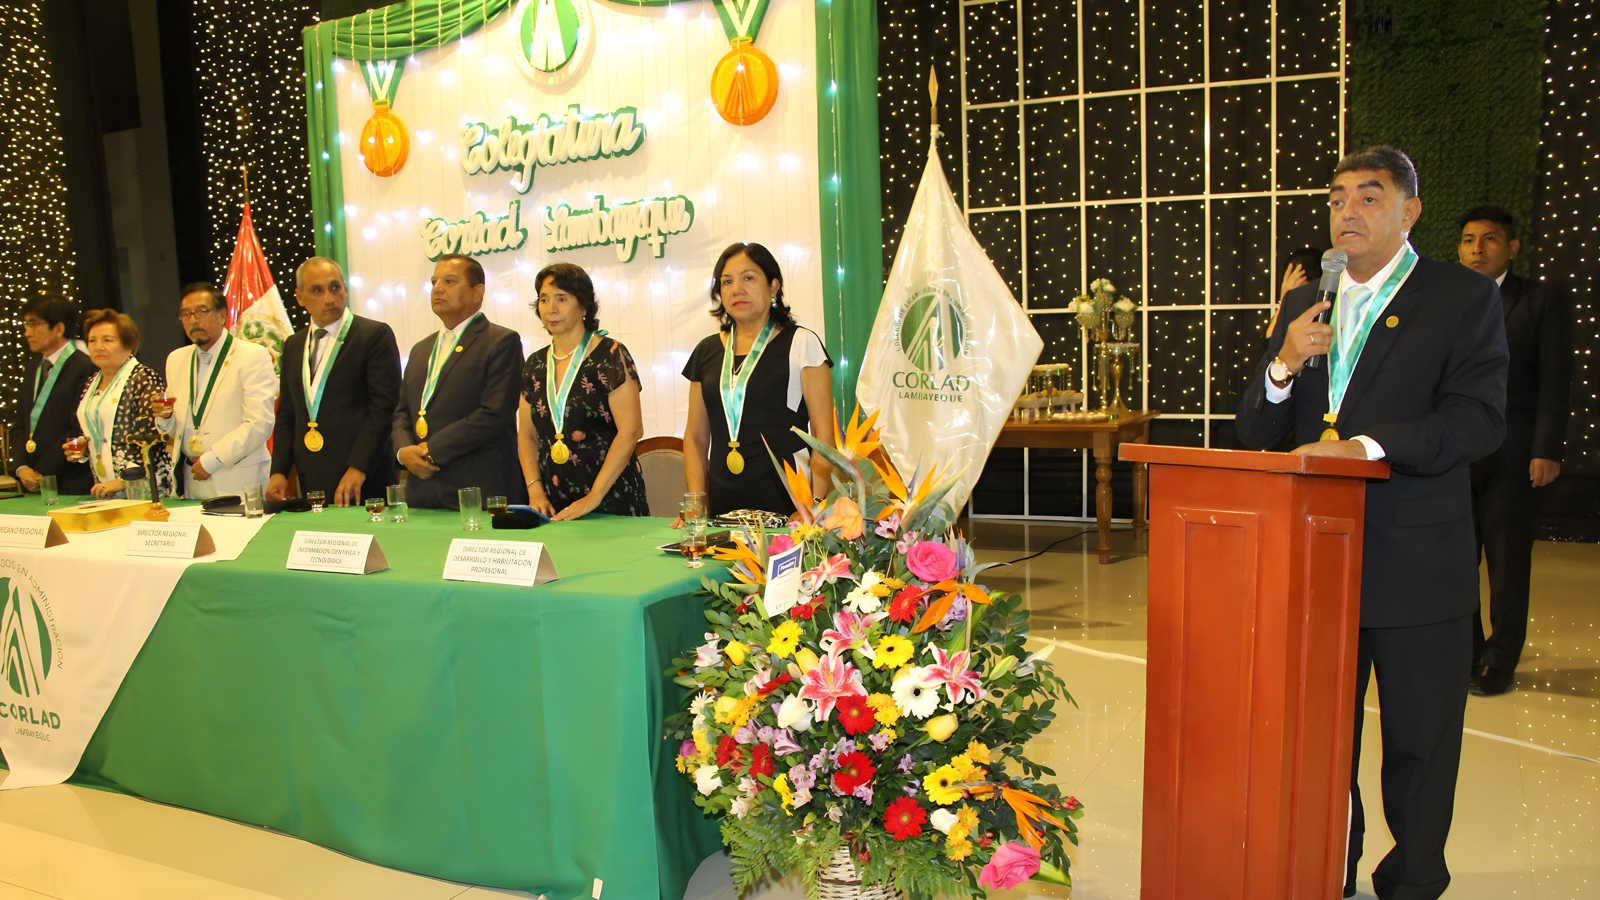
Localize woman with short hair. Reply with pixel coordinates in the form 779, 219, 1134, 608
71, 309, 174, 499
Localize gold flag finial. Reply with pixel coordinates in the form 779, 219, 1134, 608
241, 163, 250, 207
929, 66, 939, 128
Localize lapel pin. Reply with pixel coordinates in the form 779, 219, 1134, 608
455, 345, 463, 352
1385, 315, 1399, 328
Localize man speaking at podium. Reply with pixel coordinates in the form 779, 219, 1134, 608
1236, 146, 1508, 900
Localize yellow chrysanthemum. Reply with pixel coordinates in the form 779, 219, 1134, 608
964, 740, 993, 765
794, 523, 824, 542
715, 695, 759, 731
951, 752, 982, 783
774, 773, 794, 816
866, 693, 901, 726
923, 764, 966, 805
882, 576, 905, 590
693, 728, 711, 758
767, 620, 803, 658
945, 834, 973, 861
872, 634, 915, 670
955, 804, 980, 834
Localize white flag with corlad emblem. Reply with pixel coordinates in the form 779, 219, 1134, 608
856, 136, 1042, 507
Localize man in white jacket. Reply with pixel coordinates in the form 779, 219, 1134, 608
160, 282, 278, 499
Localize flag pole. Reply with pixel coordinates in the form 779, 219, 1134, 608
928, 66, 940, 140
241, 162, 250, 209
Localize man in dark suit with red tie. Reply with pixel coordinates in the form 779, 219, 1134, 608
1456, 205, 1572, 697
1236, 147, 1509, 900
267, 257, 401, 506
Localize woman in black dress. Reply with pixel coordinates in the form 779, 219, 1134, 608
517, 263, 649, 519
682, 242, 836, 519
71, 309, 175, 499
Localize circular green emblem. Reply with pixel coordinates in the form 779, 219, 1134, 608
896, 287, 968, 372
512, 0, 594, 86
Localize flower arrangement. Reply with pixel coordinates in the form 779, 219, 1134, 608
666, 410, 1083, 898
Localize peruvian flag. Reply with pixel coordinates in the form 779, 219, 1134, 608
223, 202, 295, 373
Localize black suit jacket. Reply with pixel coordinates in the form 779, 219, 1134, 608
391, 315, 525, 509
1471, 273, 1571, 479
271, 314, 401, 498
1236, 255, 1509, 628
9, 349, 98, 494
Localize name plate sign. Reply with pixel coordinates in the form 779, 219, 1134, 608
442, 539, 558, 587
286, 531, 389, 575
0, 514, 67, 549
126, 522, 215, 559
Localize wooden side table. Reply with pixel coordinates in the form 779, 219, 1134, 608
992, 410, 1161, 563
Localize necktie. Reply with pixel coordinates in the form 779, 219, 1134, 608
1340, 285, 1373, 355
35, 358, 53, 400
311, 328, 328, 376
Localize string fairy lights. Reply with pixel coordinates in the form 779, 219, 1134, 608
0, 1, 78, 421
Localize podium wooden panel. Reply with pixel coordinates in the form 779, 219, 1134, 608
1119, 444, 1389, 900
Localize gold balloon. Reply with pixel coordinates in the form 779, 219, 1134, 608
360, 101, 410, 178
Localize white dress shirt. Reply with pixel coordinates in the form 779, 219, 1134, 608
1265, 242, 1418, 459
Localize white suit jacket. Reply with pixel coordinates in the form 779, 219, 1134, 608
162, 336, 278, 498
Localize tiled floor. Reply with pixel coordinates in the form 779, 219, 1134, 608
1, 524, 1595, 899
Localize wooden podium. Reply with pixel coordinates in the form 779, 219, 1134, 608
1119, 444, 1389, 900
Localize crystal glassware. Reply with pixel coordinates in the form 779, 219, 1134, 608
307, 490, 326, 513
366, 496, 385, 522
386, 484, 408, 523
458, 486, 483, 531
681, 519, 708, 569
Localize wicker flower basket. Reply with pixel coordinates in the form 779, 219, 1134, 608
817, 847, 901, 900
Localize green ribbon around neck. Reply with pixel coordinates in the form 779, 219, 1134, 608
546, 329, 598, 437
29, 344, 75, 436
189, 332, 234, 431
421, 312, 480, 416
82, 356, 137, 469
719, 317, 777, 448
301, 313, 355, 425
1328, 245, 1418, 417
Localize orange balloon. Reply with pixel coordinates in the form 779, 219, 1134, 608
360, 101, 409, 178
711, 38, 779, 127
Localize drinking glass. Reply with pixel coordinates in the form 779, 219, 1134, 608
386, 484, 408, 523
307, 490, 326, 513
486, 495, 508, 518
681, 519, 708, 569
124, 477, 152, 501
458, 486, 483, 531
241, 484, 265, 518
63, 436, 88, 463
39, 475, 58, 507
366, 496, 386, 522
682, 491, 707, 523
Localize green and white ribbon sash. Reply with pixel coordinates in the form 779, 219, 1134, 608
545, 329, 598, 436
719, 317, 776, 446
360, 59, 402, 107
1327, 244, 1418, 416
421, 312, 480, 414
81, 356, 137, 466
301, 313, 355, 424
189, 332, 234, 431
29, 344, 76, 435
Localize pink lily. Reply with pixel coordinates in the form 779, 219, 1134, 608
806, 553, 856, 586
926, 646, 983, 705
819, 609, 888, 659
798, 649, 865, 722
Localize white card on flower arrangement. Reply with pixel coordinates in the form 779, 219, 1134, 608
762, 543, 804, 617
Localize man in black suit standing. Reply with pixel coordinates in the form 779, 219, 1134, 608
1236, 146, 1508, 900
1456, 206, 1572, 697
10, 296, 97, 494
267, 257, 401, 506
392, 254, 524, 509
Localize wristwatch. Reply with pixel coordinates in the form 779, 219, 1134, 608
1267, 356, 1295, 388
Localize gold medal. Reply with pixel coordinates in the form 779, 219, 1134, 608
727, 442, 745, 475
550, 437, 571, 465
25, 438, 36, 454
188, 435, 205, 457
305, 423, 325, 452
1321, 413, 1339, 442
416, 413, 429, 439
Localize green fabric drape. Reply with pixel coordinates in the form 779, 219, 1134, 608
301, 0, 882, 401
815, 0, 881, 406
303, 1, 513, 269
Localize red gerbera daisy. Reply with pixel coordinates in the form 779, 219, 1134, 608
832, 751, 877, 795
716, 735, 741, 770
790, 599, 822, 620
887, 586, 922, 624
883, 796, 927, 840
747, 743, 775, 777
835, 693, 876, 735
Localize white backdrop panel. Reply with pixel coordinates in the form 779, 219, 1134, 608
334, 0, 823, 438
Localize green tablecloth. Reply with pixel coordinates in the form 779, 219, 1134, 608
0, 496, 722, 899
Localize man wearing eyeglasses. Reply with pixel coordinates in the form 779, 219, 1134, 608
10, 295, 97, 494
155, 282, 277, 499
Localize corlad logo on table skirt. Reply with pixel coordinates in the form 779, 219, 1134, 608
0, 564, 63, 732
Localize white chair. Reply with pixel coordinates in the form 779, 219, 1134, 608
636, 436, 686, 518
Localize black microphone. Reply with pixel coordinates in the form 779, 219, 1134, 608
1304, 248, 1347, 370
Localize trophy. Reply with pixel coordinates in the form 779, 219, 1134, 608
124, 391, 174, 520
